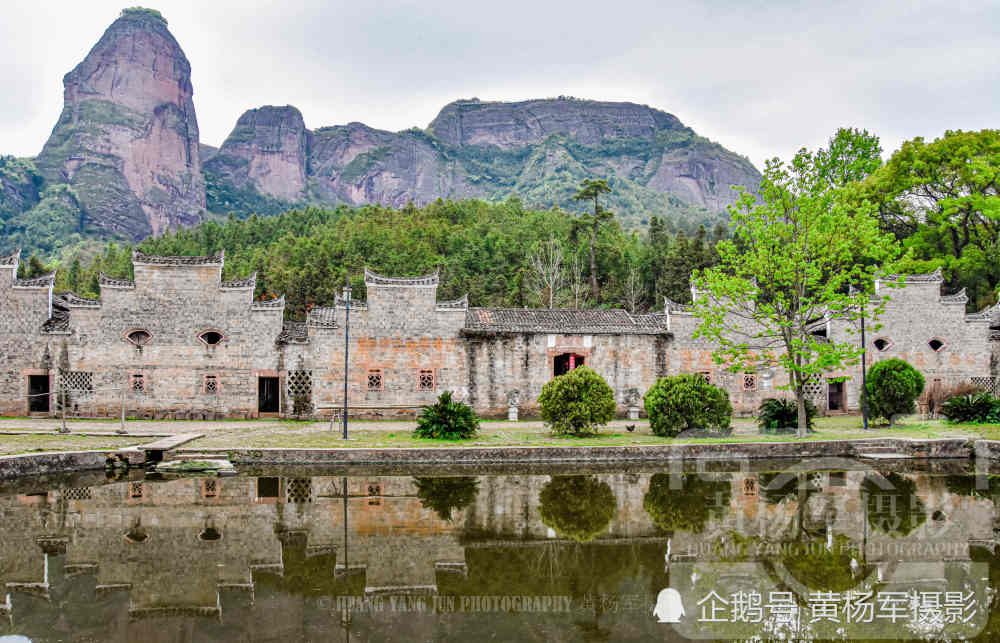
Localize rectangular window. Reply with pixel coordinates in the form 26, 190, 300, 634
202, 478, 218, 499
204, 375, 218, 395
742, 373, 757, 392
367, 369, 383, 392
418, 369, 435, 391
256, 477, 280, 503
131, 373, 145, 393
129, 482, 144, 500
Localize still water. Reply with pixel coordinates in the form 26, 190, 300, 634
0, 458, 998, 642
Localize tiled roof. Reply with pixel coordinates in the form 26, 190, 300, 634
277, 321, 309, 344
463, 308, 670, 335
364, 267, 439, 286
334, 293, 368, 309
13, 272, 55, 288
307, 307, 338, 327
882, 267, 944, 283
252, 295, 284, 310
941, 288, 968, 304
133, 249, 224, 266
966, 302, 999, 322
57, 292, 101, 308
221, 272, 256, 289
437, 294, 469, 310
664, 297, 692, 313
99, 273, 135, 289
42, 310, 70, 333
0, 248, 20, 266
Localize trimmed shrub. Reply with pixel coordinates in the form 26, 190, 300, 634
412, 391, 480, 439
940, 392, 1000, 424
538, 366, 616, 435
757, 397, 817, 434
643, 473, 732, 534
865, 358, 925, 426
414, 477, 479, 520
643, 374, 732, 437
538, 476, 617, 542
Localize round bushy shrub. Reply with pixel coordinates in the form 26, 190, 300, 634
643, 473, 732, 534
643, 374, 732, 437
412, 391, 480, 439
865, 358, 925, 427
414, 476, 480, 520
538, 475, 617, 542
940, 392, 1000, 424
758, 397, 817, 434
538, 366, 616, 435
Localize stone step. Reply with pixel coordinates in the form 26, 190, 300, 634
165, 452, 228, 461
858, 452, 910, 460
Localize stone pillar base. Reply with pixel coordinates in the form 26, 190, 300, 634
628, 406, 640, 420
508, 406, 519, 421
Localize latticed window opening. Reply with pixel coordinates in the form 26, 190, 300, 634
287, 370, 313, 400
418, 369, 434, 391
972, 377, 999, 396
367, 369, 383, 392
59, 371, 94, 398
803, 373, 825, 404
743, 478, 757, 497
204, 375, 218, 395
64, 487, 91, 500
286, 478, 312, 503
131, 374, 145, 393
368, 483, 382, 506
129, 482, 144, 500
202, 478, 218, 499
742, 373, 757, 392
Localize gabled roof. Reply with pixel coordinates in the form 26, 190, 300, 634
252, 295, 284, 310
221, 272, 256, 289
0, 248, 20, 266
364, 267, 439, 286
941, 288, 968, 304
132, 249, 224, 266
463, 308, 670, 335
437, 294, 469, 310
13, 272, 56, 288
881, 267, 944, 283
99, 273, 135, 289
57, 292, 101, 308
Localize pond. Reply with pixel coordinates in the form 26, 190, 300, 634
0, 458, 998, 641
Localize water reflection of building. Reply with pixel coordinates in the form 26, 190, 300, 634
0, 468, 995, 641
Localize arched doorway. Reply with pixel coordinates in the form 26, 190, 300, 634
554, 353, 586, 377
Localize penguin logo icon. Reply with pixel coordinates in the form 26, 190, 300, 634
653, 588, 685, 623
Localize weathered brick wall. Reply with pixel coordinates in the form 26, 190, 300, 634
0, 262, 55, 415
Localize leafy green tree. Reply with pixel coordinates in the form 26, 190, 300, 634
814, 127, 883, 189
538, 475, 617, 542
413, 476, 480, 520
693, 139, 901, 437
643, 374, 732, 437
412, 391, 480, 440
538, 366, 616, 435
573, 179, 613, 303
862, 473, 926, 537
865, 358, 925, 427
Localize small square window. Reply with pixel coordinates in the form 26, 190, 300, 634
418, 369, 435, 391
742, 373, 757, 392
129, 482, 144, 500
131, 374, 145, 393
202, 478, 218, 499
367, 370, 383, 392
743, 478, 758, 497
204, 375, 218, 395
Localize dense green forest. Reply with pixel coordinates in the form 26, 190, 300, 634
17, 128, 1000, 319
25, 198, 720, 318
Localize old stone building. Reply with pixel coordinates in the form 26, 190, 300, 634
0, 249, 995, 419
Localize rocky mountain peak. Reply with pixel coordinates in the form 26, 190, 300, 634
34, 7, 204, 240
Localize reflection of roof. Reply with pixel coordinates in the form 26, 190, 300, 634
133, 249, 224, 266
463, 308, 670, 335
364, 267, 439, 286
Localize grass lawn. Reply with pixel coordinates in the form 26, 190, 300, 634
0, 434, 146, 456
188, 415, 981, 450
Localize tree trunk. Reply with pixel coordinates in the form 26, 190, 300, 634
589, 223, 600, 304
796, 392, 808, 439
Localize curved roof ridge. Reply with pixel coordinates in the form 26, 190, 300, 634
437, 293, 469, 309
133, 249, 225, 266
0, 248, 20, 266
13, 272, 56, 288
364, 267, 439, 286
98, 272, 136, 289
221, 272, 257, 289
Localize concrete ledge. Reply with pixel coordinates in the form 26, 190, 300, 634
0, 449, 141, 480
183, 437, 978, 465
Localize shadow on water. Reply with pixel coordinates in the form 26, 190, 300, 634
0, 459, 999, 641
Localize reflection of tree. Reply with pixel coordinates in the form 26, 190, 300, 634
538, 476, 617, 543
944, 474, 1000, 500
643, 473, 731, 534
780, 534, 871, 593
862, 472, 927, 537
413, 476, 479, 520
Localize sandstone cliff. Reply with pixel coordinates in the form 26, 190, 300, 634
207, 97, 760, 229
34, 7, 204, 240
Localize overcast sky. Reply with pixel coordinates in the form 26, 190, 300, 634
2, 1, 997, 169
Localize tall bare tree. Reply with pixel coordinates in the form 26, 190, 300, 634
530, 239, 564, 308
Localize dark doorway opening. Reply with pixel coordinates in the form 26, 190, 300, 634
553, 353, 586, 377
28, 375, 49, 413
828, 381, 844, 411
258, 377, 280, 413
